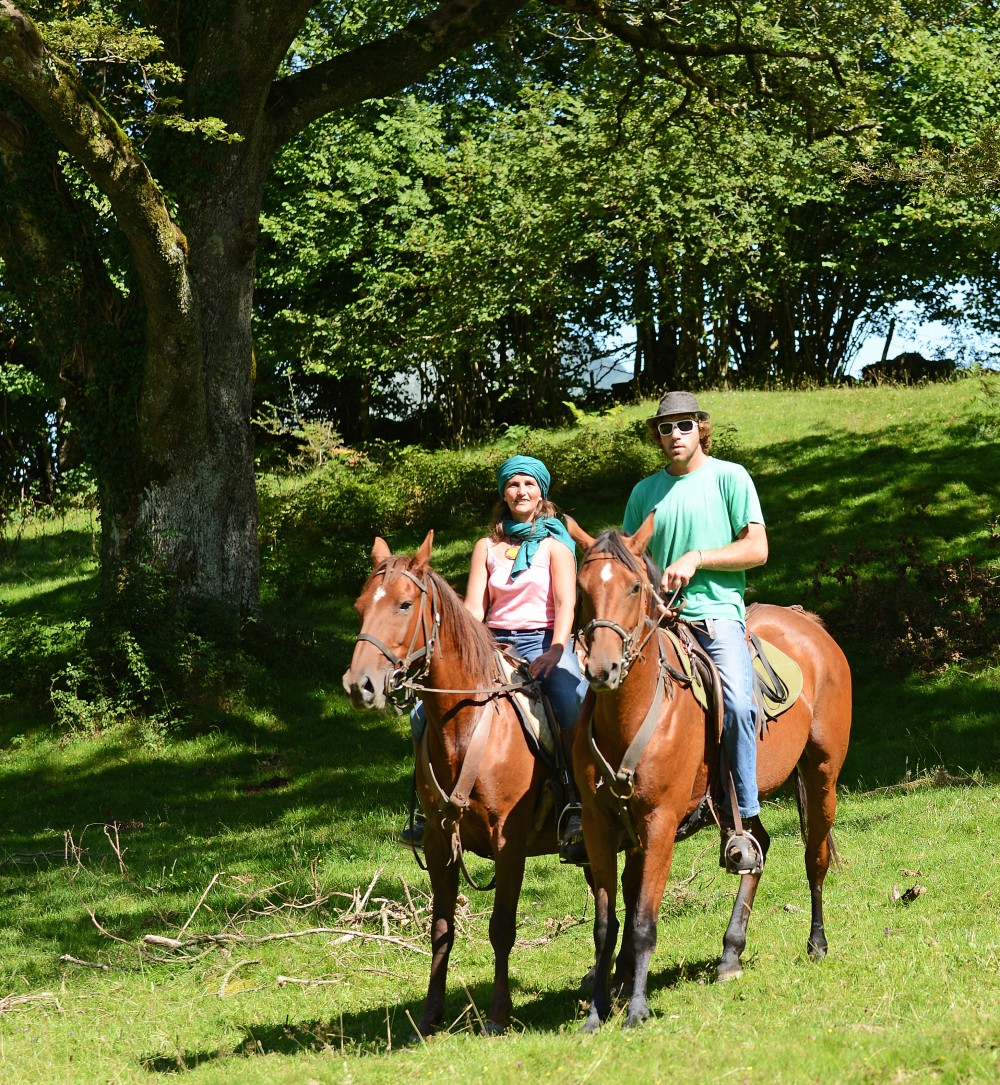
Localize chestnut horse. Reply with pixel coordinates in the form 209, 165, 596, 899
567, 516, 852, 1032
342, 532, 589, 1035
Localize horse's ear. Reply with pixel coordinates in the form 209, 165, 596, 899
413, 529, 434, 570
563, 515, 595, 551
627, 512, 655, 556
371, 537, 391, 567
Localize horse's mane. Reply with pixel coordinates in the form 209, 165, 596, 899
423, 565, 499, 677
588, 529, 662, 585
373, 555, 498, 679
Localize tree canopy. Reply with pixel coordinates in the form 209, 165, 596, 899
1, 0, 998, 633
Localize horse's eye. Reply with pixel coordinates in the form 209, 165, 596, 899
629, 582, 641, 595
399, 600, 413, 611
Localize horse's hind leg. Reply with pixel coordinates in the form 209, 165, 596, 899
717, 821, 770, 982
797, 764, 839, 961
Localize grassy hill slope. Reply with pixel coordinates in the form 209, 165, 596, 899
0, 377, 997, 1083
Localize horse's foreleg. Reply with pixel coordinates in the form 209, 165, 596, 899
581, 839, 619, 1034
623, 820, 677, 1028
611, 850, 642, 997
717, 817, 770, 981
717, 870, 761, 981
485, 848, 527, 1034
417, 839, 460, 1036
581, 881, 618, 1033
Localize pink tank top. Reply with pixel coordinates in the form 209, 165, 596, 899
485, 540, 555, 630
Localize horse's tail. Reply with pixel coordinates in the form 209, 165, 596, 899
793, 766, 842, 872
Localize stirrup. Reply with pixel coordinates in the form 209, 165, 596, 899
558, 803, 587, 866
398, 811, 425, 850
721, 828, 764, 875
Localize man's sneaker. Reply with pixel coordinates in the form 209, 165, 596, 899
558, 804, 588, 865
399, 811, 425, 850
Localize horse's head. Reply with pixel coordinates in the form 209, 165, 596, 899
566, 513, 658, 692
342, 530, 436, 711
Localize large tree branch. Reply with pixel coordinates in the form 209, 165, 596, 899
558, 1, 845, 87
266, 0, 528, 148
0, 3, 193, 340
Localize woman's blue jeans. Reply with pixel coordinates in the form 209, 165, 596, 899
689, 618, 761, 819
410, 628, 587, 739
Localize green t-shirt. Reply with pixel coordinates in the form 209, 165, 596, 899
622, 458, 764, 621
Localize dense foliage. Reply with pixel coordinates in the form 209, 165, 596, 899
1, 2, 998, 686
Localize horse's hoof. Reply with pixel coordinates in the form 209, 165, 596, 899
716, 962, 744, 983
580, 1010, 603, 1034
483, 1019, 507, 1036
624, 1007, 650, 1029
807, 940, 828, 962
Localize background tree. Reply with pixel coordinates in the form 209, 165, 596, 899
6, 0, 977, 645
0, 0, 867, 626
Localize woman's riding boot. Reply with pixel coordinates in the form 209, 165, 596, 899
558, 729, 587, 865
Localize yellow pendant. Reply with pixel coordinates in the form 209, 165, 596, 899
504, 544, 520, 560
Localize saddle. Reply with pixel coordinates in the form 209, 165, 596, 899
494, 647, 559, 762
494, 647, 577, 835
665, 625, 802, 734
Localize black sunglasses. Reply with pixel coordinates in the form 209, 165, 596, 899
656, 418, 698, 436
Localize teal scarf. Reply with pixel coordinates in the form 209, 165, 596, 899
503, 516, 576, 579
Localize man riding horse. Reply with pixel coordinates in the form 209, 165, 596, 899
622, 390, 769, 874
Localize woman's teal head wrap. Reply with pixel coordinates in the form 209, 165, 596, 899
496, 455, 551, 498
495, 455, 575, 578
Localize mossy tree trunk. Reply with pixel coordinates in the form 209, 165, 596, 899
0, 0, 529, 617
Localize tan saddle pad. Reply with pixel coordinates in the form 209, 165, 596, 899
749, 633, 803, 721
496, 649, 558, 760
662, 627, 802, 728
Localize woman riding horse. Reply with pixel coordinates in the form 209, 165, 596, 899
343, 518, 592, 1035
401, 455, 588, 863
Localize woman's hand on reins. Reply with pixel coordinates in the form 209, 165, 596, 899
528, 646, 562, 678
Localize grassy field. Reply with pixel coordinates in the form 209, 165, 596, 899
1, 379, 998, 1083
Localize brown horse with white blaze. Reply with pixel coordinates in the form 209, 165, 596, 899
567, 515, 852, 1032
342, 532, 590, 1036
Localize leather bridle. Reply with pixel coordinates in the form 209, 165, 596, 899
356, 565, 441, 703
577, 552, 664, 678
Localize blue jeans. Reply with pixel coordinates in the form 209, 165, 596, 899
410, 628, 587, 738
689, 618, 761, 819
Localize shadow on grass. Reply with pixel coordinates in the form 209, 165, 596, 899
136, 951, 729, 1073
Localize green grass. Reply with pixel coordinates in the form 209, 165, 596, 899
1, 379, 999, 1082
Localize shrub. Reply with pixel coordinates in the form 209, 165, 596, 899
810, 529, 1000, 673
